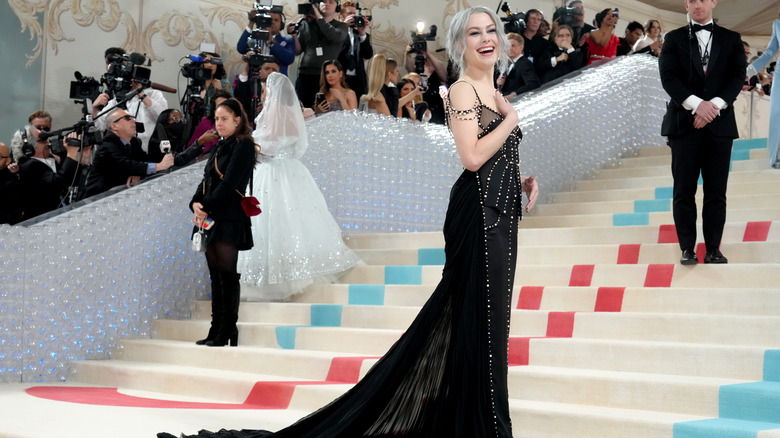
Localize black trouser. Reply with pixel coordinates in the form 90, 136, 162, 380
669, 128, 732, 252
295, 73, 322, 108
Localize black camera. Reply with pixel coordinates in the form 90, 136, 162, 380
410, 24, 437, 75
250, 3, 284, 28
499, 2, 526, 34
298, 0, 318, 16
553, 6, 580, 26
244, 30, 279, 67
352, 2, 372, 28
101, 52, 151, 101
180, 54, 221, 86
70, 71, 101, 101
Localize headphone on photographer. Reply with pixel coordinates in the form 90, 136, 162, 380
335, 0, 341, 14
18, 127, 35, 158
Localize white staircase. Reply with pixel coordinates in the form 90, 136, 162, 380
64, 139, 780, 437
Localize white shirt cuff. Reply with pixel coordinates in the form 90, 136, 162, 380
550, 57, 558, 68
359, 33, 367, 42
711, 97, 727, 111
682, 95, 704, 114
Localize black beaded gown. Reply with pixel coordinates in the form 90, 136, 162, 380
170, 81, 523, 438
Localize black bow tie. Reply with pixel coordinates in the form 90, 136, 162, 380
692, 23, 713, 33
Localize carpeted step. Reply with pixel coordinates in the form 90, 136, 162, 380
528, 338, 767, 381
508, 365, 745, 417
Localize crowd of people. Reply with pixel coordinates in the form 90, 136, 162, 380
1, 1, 773, 228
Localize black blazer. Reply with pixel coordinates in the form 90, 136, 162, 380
17, 156, 78, 220
190, 136, 255, 222
84, 133, 150, 197
500, 57, 540, 96
659, 24, 746, 138
338, 30, 373, 95
536, 42, 585, 84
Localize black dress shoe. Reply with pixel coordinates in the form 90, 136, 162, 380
680, 249, 697, 265
704, 248, 728, 264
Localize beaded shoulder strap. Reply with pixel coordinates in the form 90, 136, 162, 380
445, 81, 482, 122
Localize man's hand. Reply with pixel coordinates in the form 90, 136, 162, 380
247, 9, 258, 29
356, 15, 370, 35
155, 153, 174, 172
694, 100, 719, 128
126, 175, 140, 188
577, 32, 590, 47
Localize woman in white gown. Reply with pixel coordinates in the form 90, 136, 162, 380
237, 72, 361, 301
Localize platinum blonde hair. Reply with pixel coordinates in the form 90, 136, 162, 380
446, 6, 510, 78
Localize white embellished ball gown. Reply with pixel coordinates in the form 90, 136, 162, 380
236, 73, 361, 301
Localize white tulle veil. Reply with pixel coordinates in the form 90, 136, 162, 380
252, 72, 308, 159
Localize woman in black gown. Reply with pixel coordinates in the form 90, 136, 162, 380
161, 6, 538, 438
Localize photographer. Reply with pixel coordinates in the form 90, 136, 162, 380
288, 0, 349, 107
557, 0, 595, 49
403, 42, 448, 124
84, 109, 174, 197
10, 127, 87, 221
522, 9, 547, 67
0, 142, 24, 225
92, 48, 168, 154
234, 56, 280, 122
236, 7, 295, 75
337, 0, 373, 102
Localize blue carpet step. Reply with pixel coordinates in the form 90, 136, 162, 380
674, 418, 780, 438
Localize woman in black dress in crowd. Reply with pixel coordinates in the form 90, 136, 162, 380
161, 6, 538, 438
190, 98, 256, 347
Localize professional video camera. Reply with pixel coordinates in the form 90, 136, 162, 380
499, 2, 526, 34
288, 0, 318, 35
70, 71, 101, 102
101, 52, 151, 101
353, 2, 372, 28
245, 30, 278, 67
180, 54, 222, 87
410, 21, 437, 88
250, 2, 284, 28
553, 5, 580, 26
298, 0, 319, 16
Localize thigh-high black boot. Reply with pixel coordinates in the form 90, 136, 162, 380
196, 268, 223, 345
206, 272, 240, 347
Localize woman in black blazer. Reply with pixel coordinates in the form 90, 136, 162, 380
190, 98, 257, 347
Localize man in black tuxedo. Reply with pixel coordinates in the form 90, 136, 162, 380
659, 0, 746, 265
497, 33, 541, 99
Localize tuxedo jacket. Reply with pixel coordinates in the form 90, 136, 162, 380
659, 23, 746, 139
501, 57, 540, 96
